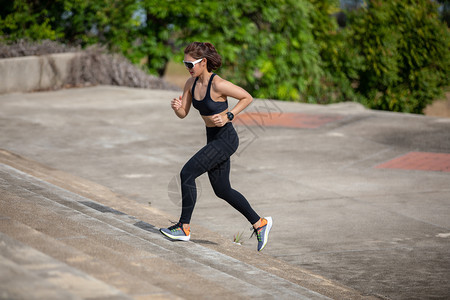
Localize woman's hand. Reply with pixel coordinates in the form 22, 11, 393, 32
211, 113, 228, 127
171, 95, 182, 111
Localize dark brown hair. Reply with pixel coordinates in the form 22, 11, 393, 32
184, 42, 222, 72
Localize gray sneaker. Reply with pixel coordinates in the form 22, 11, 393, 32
252, 217, 272, 251
160, 222, 190, 241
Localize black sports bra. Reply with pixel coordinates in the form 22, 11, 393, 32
191, 73, 228, 116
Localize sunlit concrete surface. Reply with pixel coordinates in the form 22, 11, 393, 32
1, 86, 449, 299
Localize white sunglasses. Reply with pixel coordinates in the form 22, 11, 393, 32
183, 58, 203, 69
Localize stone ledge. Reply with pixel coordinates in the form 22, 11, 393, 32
0, 53, 77, 94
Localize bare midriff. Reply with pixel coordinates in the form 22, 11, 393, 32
202, 109, 228, 127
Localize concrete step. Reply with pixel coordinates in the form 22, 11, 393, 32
0, 149, 374, 300
0, 164, 327, 299
0, 231, 132, 300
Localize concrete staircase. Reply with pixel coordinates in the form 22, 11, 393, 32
0, 149, 373, 300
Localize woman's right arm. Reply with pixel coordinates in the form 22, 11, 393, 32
172, 78, 193, 119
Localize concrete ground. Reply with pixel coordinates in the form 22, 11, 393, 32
1, 86, 449, 299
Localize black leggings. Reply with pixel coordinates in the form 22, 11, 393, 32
179, 123, 260, 225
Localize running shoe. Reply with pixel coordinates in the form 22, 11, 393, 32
252, 217, 273, 251
160, 222, 190, 241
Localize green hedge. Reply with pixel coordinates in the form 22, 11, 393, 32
343, 0, 450, 113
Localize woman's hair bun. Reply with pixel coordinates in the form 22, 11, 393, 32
204, 42, 216, 52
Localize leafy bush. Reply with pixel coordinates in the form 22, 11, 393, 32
343, 0, 449, 113
148, 0, 330, 102
309, 0, 363, 104
1, 0, 448, 113
0, 0, 60, 41
0, 0, 141, 60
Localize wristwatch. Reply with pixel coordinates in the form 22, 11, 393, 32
227, 112, 234, 121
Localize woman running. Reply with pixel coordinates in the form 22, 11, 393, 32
160, 42, 272, 251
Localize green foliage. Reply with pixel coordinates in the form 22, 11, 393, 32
152, 0, 327, 102
1, 0, 142, 69
309, 0, 363, 104
134, 0, 184, 76
344, 0, 449, 113
0, 0, 61, 41
58, 0, 140, 49
1, 0, 448, 114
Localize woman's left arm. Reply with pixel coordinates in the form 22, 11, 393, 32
216, 79, 253, 116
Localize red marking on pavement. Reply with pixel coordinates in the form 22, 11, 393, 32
375, 152, 450, 172
234, 112, 342, 129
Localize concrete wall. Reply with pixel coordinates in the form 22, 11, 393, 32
0, 53, 78, 94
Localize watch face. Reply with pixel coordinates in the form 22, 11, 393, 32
227, 112, 234, 120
